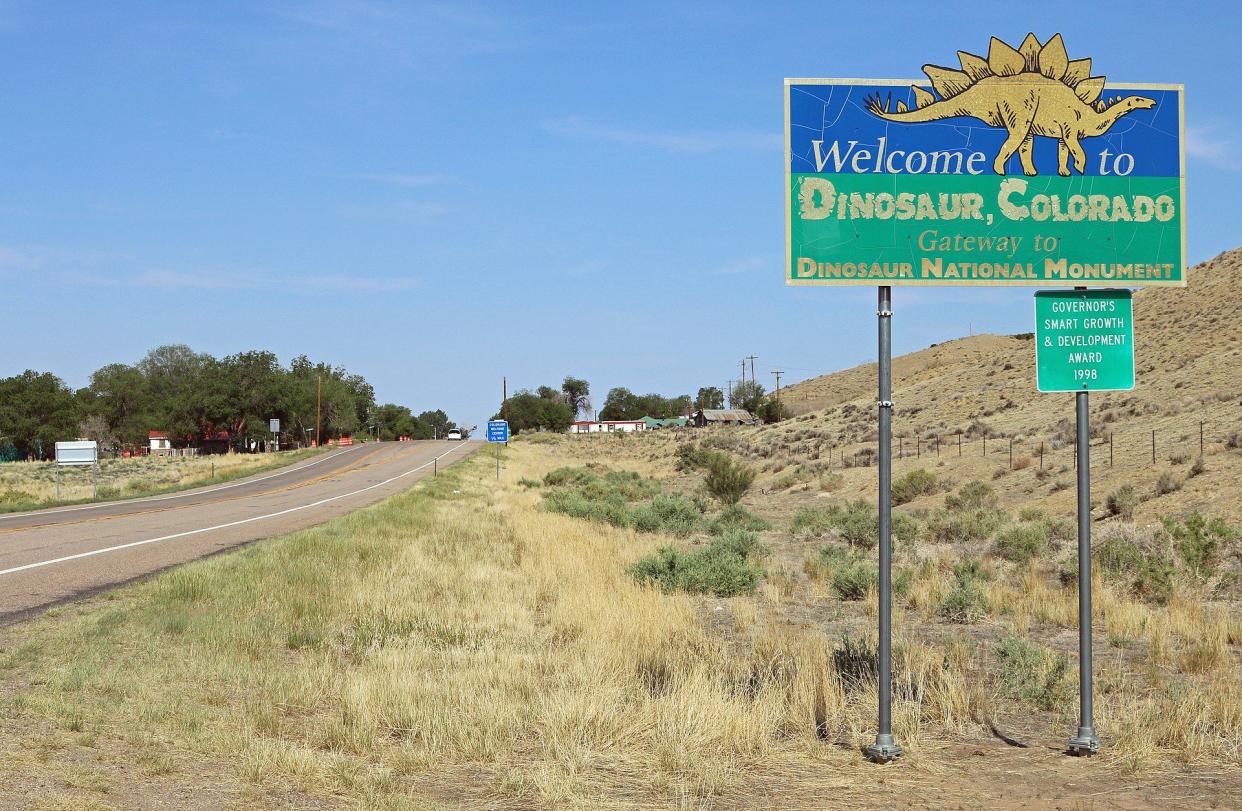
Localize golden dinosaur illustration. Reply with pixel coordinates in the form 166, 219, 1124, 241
866, 34, 1155, 177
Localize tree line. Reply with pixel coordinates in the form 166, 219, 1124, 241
0, 344, 459, 460
494, 378, 785, 434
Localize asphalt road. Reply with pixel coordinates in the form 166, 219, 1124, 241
0, 440, 480, 624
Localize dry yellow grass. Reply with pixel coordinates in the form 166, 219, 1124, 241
0, 448, 323, 510
0, 427, 1239, 806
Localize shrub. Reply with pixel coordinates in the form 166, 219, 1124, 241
647, 494, 704, 536
994, 637, 1074, 710
708, 504, 771, 534
928, 508, 1007, 545
792, 500, 917, 550
1154, 471, 1182, 496
951, 557, 993, 585
832, 634, 878, 691
892, 468, 939, 505
704, 454, 756, 505
629, 533, 765, 597
790, 504, 840, 537
543, 466, 597, 487
1106, 485, 1139, 519
1012, 455, 1032, 471
831, 560, 877, 600
945, 480, 997, 511
993, 524, 1049, 565
939, 581, 990, 623
675, 443, 720, 472
819, 472, 844, 492
834, 500, 880, 549
1188, 456, 1206, 478
1164, 512, 1234, 576
710, 528, 765, 560
804, 543, 852, 581
1066, 532, 1176, 605
517, 478, 541, 488
1018, 506, 1046, 522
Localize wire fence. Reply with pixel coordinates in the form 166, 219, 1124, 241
816, 420, 1241, 473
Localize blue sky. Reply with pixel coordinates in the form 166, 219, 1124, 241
1, 1, 1238, 429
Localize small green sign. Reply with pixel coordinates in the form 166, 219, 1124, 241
1035, 290, 1134, 392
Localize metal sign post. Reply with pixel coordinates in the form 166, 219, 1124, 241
55, 440, 99, 501
1069, 387, 1099, 754
865, 285, 901, 762
1034, 287, 1135, 754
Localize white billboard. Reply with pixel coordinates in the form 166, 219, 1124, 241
55, 440, 98, 466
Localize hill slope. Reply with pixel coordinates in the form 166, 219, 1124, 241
761, 247, 1242, 521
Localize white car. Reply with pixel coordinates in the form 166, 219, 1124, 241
446, 429, 462, 441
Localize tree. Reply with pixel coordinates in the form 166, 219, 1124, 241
729, 380, 766, 414
561, 376, 591, 419
695, 386, 724, 410
756, 397, 788, 424
417, 410, 455, 439
498, 390, 572, 434
600, 388, 691, 420
598, 387, 640, 420
84, 363, 149, 447
78, 414, 121, 454
0, 371, 80, 459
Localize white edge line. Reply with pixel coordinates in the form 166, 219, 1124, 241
0, 443, 473, 577
0, 444, 371, 521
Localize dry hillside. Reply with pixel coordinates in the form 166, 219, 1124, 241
760, 247, 1242, 521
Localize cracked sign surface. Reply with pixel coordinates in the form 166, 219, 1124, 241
785, 34, 1185, 287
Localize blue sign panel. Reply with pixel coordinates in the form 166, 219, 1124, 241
486, 420, 509, 443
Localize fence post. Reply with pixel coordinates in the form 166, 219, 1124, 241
983, 434, 987, 456
899, 436, 903, 459
917, 435, 921, 458
957, 432, 962, 456
1152, 429, 1156, 464
1009, 438, 1014, 470
1110, 433, 1114, 467
1040, 441, 1044, 470
1200, 421, 1205, 457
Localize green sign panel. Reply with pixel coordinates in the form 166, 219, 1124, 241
786, 34, 1185, 287
1035, 289, 1134, 392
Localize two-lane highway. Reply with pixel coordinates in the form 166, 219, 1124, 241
0, 440, 480, 623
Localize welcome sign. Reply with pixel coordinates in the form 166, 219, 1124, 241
785, 34, 1185, 286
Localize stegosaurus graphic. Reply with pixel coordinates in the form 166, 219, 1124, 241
866, 34, 1155, 177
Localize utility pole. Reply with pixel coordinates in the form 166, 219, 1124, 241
772, 371, 783, 420
746, 355, 758, 387
315, 374, 322, 447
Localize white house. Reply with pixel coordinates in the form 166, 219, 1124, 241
568, 420, 647, 434
148, 431, 171, 455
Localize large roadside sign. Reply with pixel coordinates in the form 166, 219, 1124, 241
55, 440, 98, 466
486, 420, 509, 443
1035, 289, 1135, 391
785, 34, 1185, 286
